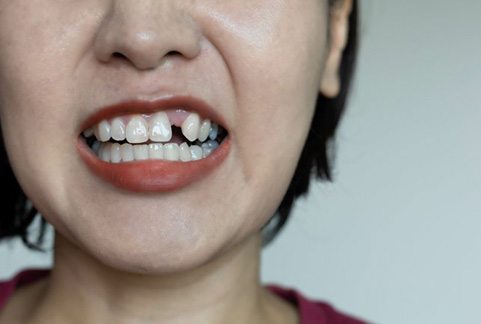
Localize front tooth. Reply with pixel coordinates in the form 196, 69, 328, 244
198, 119, 211, 142
110, 143, 121, 163
100, 143, 111, 162
126, 116, 148, 144
181, 113, 200, 142
190, 145, 203, 161
149, 143, 163, 159
96, 120, 111, 142
149, 112, 172, 142
111, 118, 126, 141
120, 143, 134, 162
179, 143, 191, 162
164, 143, 180, 161
133, 144, 149, 160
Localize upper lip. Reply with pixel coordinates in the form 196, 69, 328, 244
78, 95, 228, 135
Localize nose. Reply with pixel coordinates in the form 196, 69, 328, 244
94, 1, 202, 70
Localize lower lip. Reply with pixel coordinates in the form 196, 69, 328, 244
76, 138, 231, 192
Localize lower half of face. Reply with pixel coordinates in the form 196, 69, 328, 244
0, 0, 328, 273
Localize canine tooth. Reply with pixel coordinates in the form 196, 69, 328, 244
164, 143, 180, 161
179, 142, 191, 162
126, 116, 148, 144
111, 118, 126, 141
149, 112, 172, 142
120, 143, 134, 162
181, 113, 200, 142
198, 119, 211, 142
100, 143, 111, 162
149, 143, 163, 159
133, 144, 149, 160
190, 145, 203, 161
83, 128, 94, 138
110, 143, 121, 163
209, 123, 218, 141
96, 120, 111, 142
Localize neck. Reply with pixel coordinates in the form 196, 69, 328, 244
29, 232, 284, 324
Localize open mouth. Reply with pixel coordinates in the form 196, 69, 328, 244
76, 97, 231, 192
80, 110, 229, 163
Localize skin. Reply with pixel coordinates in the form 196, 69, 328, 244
0, 0, 352, 323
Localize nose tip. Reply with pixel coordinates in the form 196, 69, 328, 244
94, 3, 202, 71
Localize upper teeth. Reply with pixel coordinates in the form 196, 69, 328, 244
150, 112, 172, 142
85, 112, 219, 144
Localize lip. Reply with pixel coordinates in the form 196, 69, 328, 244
76, 95, 231, 192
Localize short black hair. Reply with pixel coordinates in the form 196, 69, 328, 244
0, 0, 359, 251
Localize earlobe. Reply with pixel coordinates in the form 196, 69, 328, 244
320, 0, 353, 98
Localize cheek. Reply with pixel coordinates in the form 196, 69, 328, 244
202, 1, 327, 231
0, 3, 90, 220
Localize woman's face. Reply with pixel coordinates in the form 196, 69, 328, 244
0, 0, 335, 272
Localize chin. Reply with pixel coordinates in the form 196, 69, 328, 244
65, 213, 228, 275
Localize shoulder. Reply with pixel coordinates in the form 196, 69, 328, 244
266, 284, 369, 324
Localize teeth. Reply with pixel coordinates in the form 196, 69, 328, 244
126, 116, 149, 144
100, 143, 111, 162
181, 113, 201, 142
179, 142, 191, 162
95, 120, 111, 142
209, 123, 218, 141
198, 120, 211, 142
120, 143, 134, 162
133, 144, 149, 160
83, 128, 94, 138
149, 112, 172, 142
110, 143, 121, 163
149, 143, 163, 159
202, 147, 213, 158
92, 141, 101, 155
201, 140, 219, 158
202, 140, 219, 150
164, 143, 180, 161
89, 112, 226, 163
96, 141, 220, 163
190, 145, 203, 161
111, 118, 126, 141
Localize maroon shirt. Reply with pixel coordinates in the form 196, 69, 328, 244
0, 269, 368, 324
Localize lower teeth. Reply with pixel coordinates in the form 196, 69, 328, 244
94, 140, 220, 163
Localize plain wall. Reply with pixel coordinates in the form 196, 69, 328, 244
1, 1, 480, 323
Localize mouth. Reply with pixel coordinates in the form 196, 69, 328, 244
76, 96, 231, 192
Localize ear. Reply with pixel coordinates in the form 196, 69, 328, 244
320, 0, 353, 98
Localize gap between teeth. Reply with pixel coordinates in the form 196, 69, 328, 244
95, 141, 220, 163
84, 112, 220, 144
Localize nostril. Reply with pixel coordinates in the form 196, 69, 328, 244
166, 50, 181, 56
112, 52, 130, 61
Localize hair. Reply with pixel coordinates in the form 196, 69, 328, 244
0, 0, 359, 251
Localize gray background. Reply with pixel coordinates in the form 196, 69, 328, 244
1, 1, 480, 323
